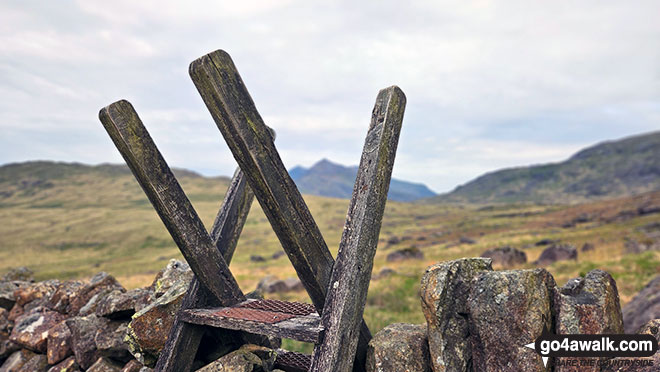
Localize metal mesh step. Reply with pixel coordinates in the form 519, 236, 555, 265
275, 349, 312, 372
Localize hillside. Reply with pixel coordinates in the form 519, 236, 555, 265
290, 159, 436, 202
431, 131, 660, 204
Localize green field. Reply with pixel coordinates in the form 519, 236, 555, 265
1, 162, 659, 343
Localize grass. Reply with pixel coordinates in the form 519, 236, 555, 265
1, 163, 659, 352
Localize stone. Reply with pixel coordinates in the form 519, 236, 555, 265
468, 268, 556, 372
249, 255, 266, 262
13, 280, 59, 311
535, 243, 577, 266
95, 321, 130, 362
67, 314, 110, 370
480, 246, 527, 268
9, 308, 65, 352
601, 319, 660, 372
535, 238, 558, 246
47, 356, 79, 372
45, 280, 85, 315
1, 268, 33, 282
0, 350, 34, 372
256, 276, 287, 294
196, 344, 276, 372
271, 251, 285, 260
148, 260, 192, 301
120, 360, 143, 372
420, 258, 492, 372
554, 270, 624, 372
0, 336, 19, 361
459, 236, 476, 245
0, 282, 29, 311
581, 242, 595, 252
622, 275, 660, 333
0, 309, 7, 333
69, 273, 125, 316
366, 323, 431, 372
386, 247, 424, 262
16, 353, 47, 372
372, 267, 396, 280
47, 321, 72, 364
386, 236, 400, 245
87, 357, 124, 372
126, 270, 189, 367
96, 288, 150, 320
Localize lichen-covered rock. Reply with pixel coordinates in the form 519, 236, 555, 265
0, 282, 30, 310
69, 273, 125, 316
16, 353, 47, 372
96, 288, 151, 320
481, 246, 527, 268
622, 275, 660, 333
120, 359, 143, 372
9, 307, 65, 352
0, 349, 34, 372
535, 243, 577, 266
45, 280, 85, 315
125, 270, 190, 367
47, 356, 79, 372
47, 321, 72, 364
601, 319, 660, 372
468, 269, 556, 372
554, 270, 623, 371
1, 268, 33, 282
87, 357, 124, 372
95, 321, 130, 362
148, 260, 191, 302
66, 314, 110, 370
420, 258, 492, 372
196, 344, 276, 372
366, 323, 430, 372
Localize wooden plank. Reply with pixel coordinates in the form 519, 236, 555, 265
98, 100, 245, 305
309, 86, 406, 372
189, 50, 372, 371
189, 50, 334, 310
155, 167, 255, 372
181, 308, 322, 344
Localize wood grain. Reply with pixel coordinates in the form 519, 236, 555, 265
309, 86, 406, 372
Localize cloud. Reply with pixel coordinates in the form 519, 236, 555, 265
0, 1, 658, 192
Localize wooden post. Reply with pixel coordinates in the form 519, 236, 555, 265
189, 49, 371, 371
155, 168, 255, 372
309, 86, 406, 372
99, 100, 245, 306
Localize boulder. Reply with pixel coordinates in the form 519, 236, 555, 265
480, 246, 527, 268
535, 238, 558, 246
553, 270, 623, 371
0, 349, 34, 372
9, 308, 66, 352
459, 237, 476, 245
249, 255, 266, 263
535, 243, 577, 266
66, 315, 110, 370
126, 269, 190, 367
196, 344, 276, 372
87, 357, 124, 372
420, 258, 492, 372
0, 282, 29, 311
95, 321, 130, 362
120, 360, 143, 372
601, 319, 660, 372
45, 280, 85, 315
16, 353, 47, 372
271, 251, 286, 260
96, 288, 150, 320
47, 356, 79, 372
1, 268, 33, 282
148, 260, 191, 301
13, 280, 59, 311
468, 269, 556, 372
0, 309, 7, 333
69, 273, 124, 316
366, 323, 431, 372
581, 242, 595, 252
256, 277, 304, 294
622, 275, 660, 333
372, 267, 396, 280
47, 321, 72, 364
386, 247, 424, 262
0, 336, 19, 361
386, 236, 401, 245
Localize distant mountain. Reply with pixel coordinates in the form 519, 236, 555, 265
430, 131, 660, 204
289, 159, 436, 202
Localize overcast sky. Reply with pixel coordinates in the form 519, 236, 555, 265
1, 1, 658, 193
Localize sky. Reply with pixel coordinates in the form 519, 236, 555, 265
1, 1, 658, 193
